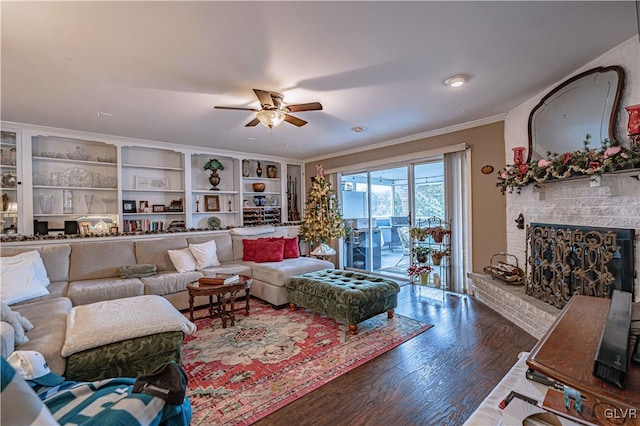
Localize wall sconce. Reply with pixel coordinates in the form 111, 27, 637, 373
515, 213, 525, 230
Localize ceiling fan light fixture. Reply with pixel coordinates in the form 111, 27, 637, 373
444, 74, 469, 88
256, 110, 286, 128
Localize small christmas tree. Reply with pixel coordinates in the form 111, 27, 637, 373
299, 165, 346, 248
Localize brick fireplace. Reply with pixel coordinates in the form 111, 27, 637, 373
470, 172, 640, 339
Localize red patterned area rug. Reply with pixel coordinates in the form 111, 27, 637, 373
182, 299, 432, 426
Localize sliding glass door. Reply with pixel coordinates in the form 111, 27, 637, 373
340, 161, 444, 278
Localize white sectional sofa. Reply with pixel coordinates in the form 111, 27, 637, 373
0, 226, 333, 374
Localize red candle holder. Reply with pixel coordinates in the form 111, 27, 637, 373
626, 104, 640, 147
512, 147, 526, 165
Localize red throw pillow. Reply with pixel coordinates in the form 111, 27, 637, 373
283, 237, 300, 259
253, 239, 285, 263
242, 239, 260, 261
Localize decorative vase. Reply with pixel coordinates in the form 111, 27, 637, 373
208, 170, 221, 190
62, 190, 73, 214
242, 160, 250, 177
432, 253, 443, 266
256, 161, 263, 177
39, 195, 54, 214
267, 165, 277, 179
416, 254, 428, 263
84, 194, 94, 214
420, 273, 430, 285
512, 147, 526, 165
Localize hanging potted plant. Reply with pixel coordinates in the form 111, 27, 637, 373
412, 246, 433, 263
429, 226, 451, 243
431, 249, 450, 266
407, 264, 433, 285
204, 159, 225, 191
409, 227, 430, 241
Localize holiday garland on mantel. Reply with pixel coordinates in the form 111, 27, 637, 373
299, 165, 346, 247
497, 135, 640, 194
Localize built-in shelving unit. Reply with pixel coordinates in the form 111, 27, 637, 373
1, 122, 306, 236
1, 130, 20, 234
241, 159, 282, 225
121, 146, 185, 232
30, 136, 119, 234
190, 154, 239, 229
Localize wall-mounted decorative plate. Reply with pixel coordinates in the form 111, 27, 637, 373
207, 216, 221, 229
481, 165, 494, 174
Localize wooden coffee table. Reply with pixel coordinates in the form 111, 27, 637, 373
186, 275, 252, 327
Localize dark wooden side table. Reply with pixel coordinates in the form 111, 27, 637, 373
186, 275, 252, 327
527, 295, 640, 425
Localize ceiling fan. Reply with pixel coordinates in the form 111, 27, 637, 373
215, 89, 322, 128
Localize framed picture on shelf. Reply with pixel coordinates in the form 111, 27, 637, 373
204, 195, 220, 212
122, 200, 137, 213
78, 221, 93, 236
109, 225, 118, 234
139, 200, 149, 212
134, 176, 169, 191
152, 204, 165, 212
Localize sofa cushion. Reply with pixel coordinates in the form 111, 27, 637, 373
189, 239, 220, 269
283, 237, 300, 259
13, 297, 73, 375
253, 239, 285, 263
0, 255, 50, 305
187, 233, 233, 263
242, 239, 260, 261
135, 236, 188, 272
141, 271, 203, 296
167, 247, 197, 273
1, 245, 71, 283
67, 278, 144, 306
200, 263, 252, 278
246, 258, 334, 287
69, 241, 137, 281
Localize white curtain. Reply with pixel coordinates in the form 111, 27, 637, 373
444, 149, 470, 293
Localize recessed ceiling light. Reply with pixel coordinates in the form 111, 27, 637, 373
351, 126, 367, 133
247, 137, 256, 141
444, 74, 469, 88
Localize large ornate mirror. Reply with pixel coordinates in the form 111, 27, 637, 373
527, 66, 624, 163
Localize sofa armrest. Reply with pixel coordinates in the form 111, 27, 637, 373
0, 321, 15, 358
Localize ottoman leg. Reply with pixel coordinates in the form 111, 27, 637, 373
388, 309, 395, 319
348, 324, 358, 335
289, 303, 297, 311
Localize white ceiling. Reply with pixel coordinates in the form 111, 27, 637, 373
1, 1, 637, 160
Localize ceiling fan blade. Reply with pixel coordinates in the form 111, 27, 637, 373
286, 102, 323, 112
245, 117, 260, 127
253, 89, 274, 108
215, 106, 259, 111
284, 114, 307, 127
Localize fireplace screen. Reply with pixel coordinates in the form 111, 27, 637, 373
526, 223, 634, 309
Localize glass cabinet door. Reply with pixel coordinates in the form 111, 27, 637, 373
1, 130, 20, 235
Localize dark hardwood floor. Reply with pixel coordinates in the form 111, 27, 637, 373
254, 284, 538, 426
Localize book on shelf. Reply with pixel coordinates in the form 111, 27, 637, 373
199, 274, 239, 286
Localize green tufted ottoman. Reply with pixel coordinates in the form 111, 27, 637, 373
286, 269, 401, 335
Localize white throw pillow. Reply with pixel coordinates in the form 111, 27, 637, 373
0, 261, 49, 305
1, 251, 50, 287
189, 239, 220, 269
167, 248, 198, 273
